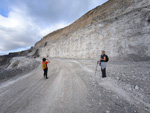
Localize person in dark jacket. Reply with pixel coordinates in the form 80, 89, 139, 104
98, 50, 107, 78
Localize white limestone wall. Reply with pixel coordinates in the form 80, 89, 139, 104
38, 5, 150, 61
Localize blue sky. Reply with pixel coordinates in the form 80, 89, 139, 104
0, 0, 11, 17
0, 8, 9, 17
0, 0, 108, 55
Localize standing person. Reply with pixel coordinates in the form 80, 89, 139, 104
98, 50, 108, 78
42, 58, 50, 79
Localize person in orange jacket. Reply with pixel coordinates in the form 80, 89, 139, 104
42, 58, 50, 79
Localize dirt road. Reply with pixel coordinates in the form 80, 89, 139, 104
0, 59, 150, 113
0, 59, 89, 113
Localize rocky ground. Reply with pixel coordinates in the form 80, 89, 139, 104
0, 58, 150, 113
0, 57, 39, 82
76, 60, 150, 113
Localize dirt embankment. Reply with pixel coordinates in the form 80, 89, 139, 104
0, 57, 39, 82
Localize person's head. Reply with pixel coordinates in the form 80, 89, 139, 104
102, 50, 105, 55
42, 58, 46, 62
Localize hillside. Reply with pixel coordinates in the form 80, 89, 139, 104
32, 0, 150, 61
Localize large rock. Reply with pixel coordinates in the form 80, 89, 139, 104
33, 0, 150, 61
0, 47, 33, 67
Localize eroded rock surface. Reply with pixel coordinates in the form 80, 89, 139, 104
32, 0, 150, 61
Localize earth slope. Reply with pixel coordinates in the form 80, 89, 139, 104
32, 0, 150, 61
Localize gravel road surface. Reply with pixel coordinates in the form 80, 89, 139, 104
0, 59, 150, 113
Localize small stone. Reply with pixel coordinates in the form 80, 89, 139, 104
135, 85, 139, 90
88, 104, 91, 107
116, 77, 120, 80
128, 87, 132, 91
106, 111, 110, 113
92, 83, 95, 86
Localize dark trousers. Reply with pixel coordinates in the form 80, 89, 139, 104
43, 68, 48, 78
101, 68, 106, 78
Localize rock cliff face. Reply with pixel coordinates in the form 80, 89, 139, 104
33, 0, 150, 61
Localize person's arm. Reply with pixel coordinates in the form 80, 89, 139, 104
46, 59, 50, 63
98, 56, 102, 63
101, 56, 106, 61
97, 58, 101, 63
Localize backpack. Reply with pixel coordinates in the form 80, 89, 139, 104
42, 62, 47, 69
105, 55, 109, 62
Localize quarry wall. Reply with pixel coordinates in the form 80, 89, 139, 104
34, 0, 150, 61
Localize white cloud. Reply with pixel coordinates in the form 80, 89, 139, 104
0, 6, 54, 55
0, 15, 18, 28
0, 0, 108, 55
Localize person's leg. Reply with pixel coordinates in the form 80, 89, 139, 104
101, 68, 103, 77
44, 69, 46, 78
45, 68, 48, 79
101, 68, 106, 78
103, 68, 106, 77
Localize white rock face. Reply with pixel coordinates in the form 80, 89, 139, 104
34, 0, 150, 61
7, 57, 34, 69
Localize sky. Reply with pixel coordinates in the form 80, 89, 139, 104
0, 0, 108, 55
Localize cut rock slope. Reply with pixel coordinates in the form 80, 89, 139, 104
32, 0, 150, 61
